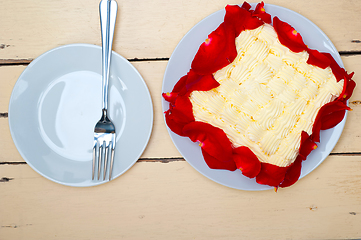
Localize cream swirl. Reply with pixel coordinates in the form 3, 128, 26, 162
253, 99, 284, 129
236, 30, 256, 53
230, 65, 251, 84
250, 62, 273, 84
264, 54, 284, 73
246, 121, 266, 143
257, 24, 277, 45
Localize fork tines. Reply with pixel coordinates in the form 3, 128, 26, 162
92, 134, 115, 181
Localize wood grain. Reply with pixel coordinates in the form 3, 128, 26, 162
1, 156, 361, 240
0, 0, 360, 61
1, 0, 360, 239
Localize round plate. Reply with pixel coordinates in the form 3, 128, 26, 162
9, 44, 153, 187
161, 4, 347, 190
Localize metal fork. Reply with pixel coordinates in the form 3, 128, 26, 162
92, 0, 118, 181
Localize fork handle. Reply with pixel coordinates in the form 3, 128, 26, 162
100, 0, 118, 111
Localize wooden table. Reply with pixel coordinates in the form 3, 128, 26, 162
1, 1, 360, 239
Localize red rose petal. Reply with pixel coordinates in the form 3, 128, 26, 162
224, 5, 249, 36
273, 17, 307, 53
162, 92, 178, 104
202, 148, 237, 171
185, 70, 220, 94
344, 79, 356, 101
183, 122, 233, 164
338, 78, 356, 102
312, 101, 351, 142
164, 109, 187, 136
321, 110, 347, 130
256, 162, 288, 187
166, 106, 192, 126
164, 95, 195, 136
279, 156, 302, 188
323, 52, 347, 82
162, 74, 188, 105
224, 4, 264, 37
191, 22, 237, 75
174, 95, 195, 122
233, 146, 261, 178
240, 1, 252, 10
253, 2, 272, 24
172, 74, 188, 94
320, 101, 350, 119
192, 3, 267, 75
299, 131, 317, 160
244, 13, 264, 31
164, 69, 222, 101
306, 49, 331, 69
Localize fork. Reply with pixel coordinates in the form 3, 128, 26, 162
92, 0, 118, 181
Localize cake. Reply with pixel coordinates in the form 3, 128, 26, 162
163, 2, 355, 189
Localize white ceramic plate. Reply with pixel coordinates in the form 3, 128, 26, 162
162, 4, 347, 190
9, 44, 153, 187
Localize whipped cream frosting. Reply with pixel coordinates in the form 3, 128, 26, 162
189, 23, 344, 167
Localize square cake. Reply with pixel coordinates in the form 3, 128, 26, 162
163, 2, 355, 188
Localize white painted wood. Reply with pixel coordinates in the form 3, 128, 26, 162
1, 156, 361, 239
1, 1, 360, 239
0, 0, 360, 60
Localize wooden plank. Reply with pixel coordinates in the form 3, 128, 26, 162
0, 65, 24, 112
333, 55, 361, 153
1, 55, 360, 162
0, 0, 360, 61
133, 61, 182, 158
1, 155, 360, 239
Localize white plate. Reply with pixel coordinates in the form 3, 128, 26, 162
9, 44, 153, 187
162, 4, 347, 190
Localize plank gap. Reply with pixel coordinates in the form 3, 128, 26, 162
0, 162, 27, 165
0, 177, 14, 182
128, 57, 169, 62
339, 51, 361, 56
138, 157, 185, 163
0, 57, 171, 66
0, 59, 32, 65
0, 158, 186, 165
1, 51, 361, 66
329, 152, 361, 156
2, 153, 361, 166
350, 100, 361, 106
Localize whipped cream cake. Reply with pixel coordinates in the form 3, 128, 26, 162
163, 2, 355, 188
189, 23, 343, 168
